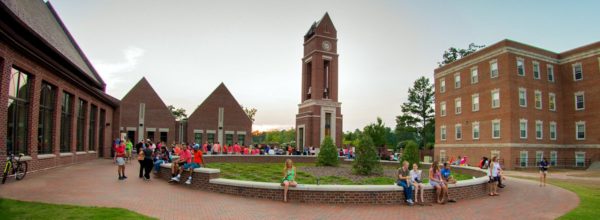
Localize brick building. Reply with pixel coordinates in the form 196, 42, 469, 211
186, 83, 252, 146
434, 39, 600, 169
0, 0, 120, 171
120, 77, 176, 144
296, 13, 343, 150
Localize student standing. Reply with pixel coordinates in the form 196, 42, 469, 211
539, 157, 549, 187
114, 140, 127, 180
489, 156, 502, 196
142, 146, 153, 180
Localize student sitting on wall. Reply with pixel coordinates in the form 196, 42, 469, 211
170, 145, 192, 183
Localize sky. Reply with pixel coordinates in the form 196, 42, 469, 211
49, 0, 600, 132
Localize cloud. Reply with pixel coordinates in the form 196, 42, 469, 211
94, 47, 145, 89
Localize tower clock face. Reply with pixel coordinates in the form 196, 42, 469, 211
322, 41, 332, 51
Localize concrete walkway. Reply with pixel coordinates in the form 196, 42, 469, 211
0, 159, 578, 220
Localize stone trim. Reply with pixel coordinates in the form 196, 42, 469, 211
60, 152, 74, 157
159, 128, 169, 132
37, 154, 56, 159
75, 151, 87, 155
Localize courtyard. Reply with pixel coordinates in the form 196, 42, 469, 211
0, 159, 583, 219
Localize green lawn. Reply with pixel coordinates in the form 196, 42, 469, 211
206, 163, 473, 185
511, 177, 600, 220
0, 198, 155, 220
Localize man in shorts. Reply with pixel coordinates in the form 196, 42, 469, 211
170, 145, 192, 182
185, 145, 205, 184
114, 140, 127, 180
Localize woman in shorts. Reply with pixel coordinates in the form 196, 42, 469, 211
489, 156, 502, 196
429, 161, 446, 204
281, 159, 297, 202
114, 140, 127, 180
410, 163, 428, 205
539, 157, 549, 187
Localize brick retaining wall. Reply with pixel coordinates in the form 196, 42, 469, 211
157, 155, 489, 204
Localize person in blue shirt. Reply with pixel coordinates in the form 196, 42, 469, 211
441, 163, 457, 203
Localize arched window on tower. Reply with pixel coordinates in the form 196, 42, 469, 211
324, 60, 330, 99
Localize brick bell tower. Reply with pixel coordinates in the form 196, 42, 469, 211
296, 13, 343, 151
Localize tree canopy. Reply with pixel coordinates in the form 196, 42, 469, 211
167, 105, 187, 120
438, 43, 485, 66
396, 76, 435, 148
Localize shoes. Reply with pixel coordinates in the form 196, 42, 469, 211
407, 199, 414, 206
143, 177, 150, 181
118, 176, 124, 180
185, 179, 192, 185
448, 199, 457, 203
171, 176, 180, 182
123, 176, 128, 179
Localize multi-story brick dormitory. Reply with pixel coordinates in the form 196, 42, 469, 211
434, 39, 600, 169
0, 0, 120, 171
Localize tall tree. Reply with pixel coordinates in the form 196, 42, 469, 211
241, 106, 257, 123
167, 105, 187, 120
352, 134, 383, 175
363, 117, 387, 148
398, 76, 435, 148
438, 43, 485, 66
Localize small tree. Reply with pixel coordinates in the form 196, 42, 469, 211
352, 134, 383, 175
317, 136, 339, 167
401, 140, 420, 166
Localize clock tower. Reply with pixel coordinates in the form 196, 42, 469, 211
296, 13, 342, 151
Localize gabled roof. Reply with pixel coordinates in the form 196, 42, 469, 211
122, 77, 176, 120
304, 12, 336, 40
0, 0, 104, 87
188, 83, 252, 123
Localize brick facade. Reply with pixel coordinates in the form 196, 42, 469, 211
0, 0, 119, 170
120, 77, 176, 144
296, 13, 343, 150
186, 83, 252, 146
434, 39, 600, 169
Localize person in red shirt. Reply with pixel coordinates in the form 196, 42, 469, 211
233, 143, 241, 155
202, 143, 208, 154
227, 145, 233, 154
243, 146, 249, 155
184, 145, 205, 185
170, 145, 192, 183
212, 142, 221, 155
114, 140, 127, 180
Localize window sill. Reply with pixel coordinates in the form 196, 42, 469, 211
9, 156, 33, 161
75, 151, 87, 155
37, 154, 56, 160
60, 152, 74, 157
87, 151, 96, 154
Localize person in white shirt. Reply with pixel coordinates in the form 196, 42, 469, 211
410, 163, 428, 206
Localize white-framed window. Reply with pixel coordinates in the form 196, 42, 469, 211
520, 151, 528, 167
517, 57, 525, 76
534, 90, 542, 110
576, 121, 585, 140
455, 124, 462, 140
533, 61, 540, 79
550, 151, 557, 166
549, 121, 557, 140
519, 119, 528, 139
490, 60, 499, 78
455, 98, 461, 115
440, 150, 447, 163
547, 64, 555, 82
575, 92, 585, 110
536, 120, 543, 140
535, 151, 544, 164
440, 78, 446, 93
518, 88, 527, 107
440, 101, 447, 117
440, 125, 447, 141
549, 93, 556, 111
472, 93, 479, 112
491, 89, 500, 108
472, 121, 480, 140
573, 63, 583, 81
492, 119, 501, 139
471, 67, 479, 84
575, 152, 586, 167
454, 73, 461, 89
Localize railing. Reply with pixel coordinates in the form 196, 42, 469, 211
514, 158, 591, 169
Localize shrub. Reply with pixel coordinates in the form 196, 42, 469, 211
401, 140, 420, 166
317, 136, 339, 167
352, 134, 383, 175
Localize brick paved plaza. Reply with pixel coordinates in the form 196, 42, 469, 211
0, 159, 578, 219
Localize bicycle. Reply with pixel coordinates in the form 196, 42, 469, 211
2, 153, 28, 184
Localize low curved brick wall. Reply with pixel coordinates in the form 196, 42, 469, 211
158, 155, 489, 204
